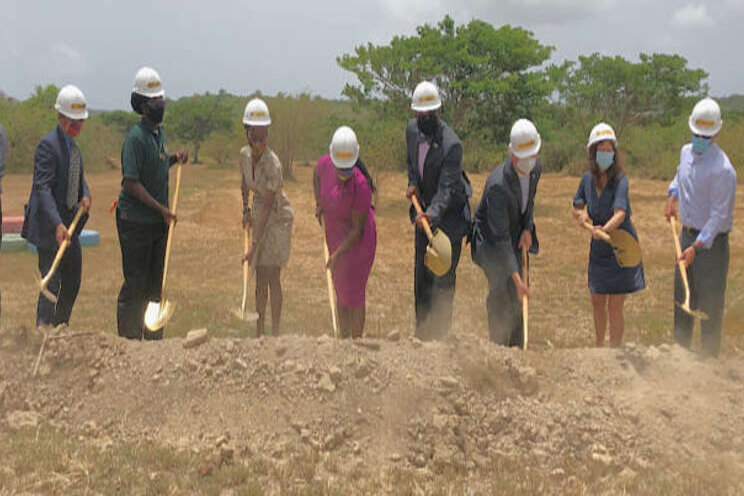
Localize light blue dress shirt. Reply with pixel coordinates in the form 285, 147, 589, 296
668, 143, 736, 249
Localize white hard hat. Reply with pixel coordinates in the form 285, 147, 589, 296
242, 98, 271, 126
508, 119, 541, 159
329, 126, 359, 169
411, 81, 442, 112
688, 97, 722, 137
54, 85, 88, 120
587, 122, 617, 148
132, 67, 165, 98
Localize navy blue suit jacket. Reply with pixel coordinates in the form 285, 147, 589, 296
22, 125, 90, 249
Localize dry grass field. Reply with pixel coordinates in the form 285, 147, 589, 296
1, 163, 744, 495
2, 164, 743, 349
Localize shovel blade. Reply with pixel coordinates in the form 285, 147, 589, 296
424, 229, 452, 276
676, 302, 709, 321
608, 229, 642, 267
144, 300, 175, 332
232, 308, 259, 323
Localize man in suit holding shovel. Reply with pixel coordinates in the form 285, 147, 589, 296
21, 85, 91, 327
405, 81, 471, 341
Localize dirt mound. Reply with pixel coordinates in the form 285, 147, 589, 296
2, 326, 744, 494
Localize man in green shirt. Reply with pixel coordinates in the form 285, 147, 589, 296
116, 67, 187, 340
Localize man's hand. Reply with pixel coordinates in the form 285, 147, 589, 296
161, 206, 177, 225
572, 208, 589, 226
405, 185, 420, 200
55, 223, 70, 247
177, 149, 189, 164
79, 196, 91, 213
678, 245, 697, 268
512, 272, 530, 300
665, 196, 677, 221
519, 229, 532, 251
415, 212, 430, 229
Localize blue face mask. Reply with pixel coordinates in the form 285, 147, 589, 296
596, 151, 615, 171
691, 135, 711, 154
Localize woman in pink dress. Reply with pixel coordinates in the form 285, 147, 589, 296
314, 126, 377, 338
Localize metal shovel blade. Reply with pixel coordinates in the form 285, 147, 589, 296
608, 229, 642, 268
144, 300, 175, 332
231, 308, 259, 323
676, 302, 709, 321
35, 274, 58, 303
424, 229, 452, 277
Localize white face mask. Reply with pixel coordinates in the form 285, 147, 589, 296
516, 157, 536, 175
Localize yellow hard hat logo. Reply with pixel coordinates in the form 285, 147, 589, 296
147, 81, 162, 89
596, 129, 613, 136
695, 119, 714, 128
419, 94, 437, 102
334, 151, 354, 159
517, 140, 536, 151
70, 103, 86, 110
250, 111, 267, 117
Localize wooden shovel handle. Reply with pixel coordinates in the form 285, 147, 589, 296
241, 228, 250, 317
411, 195, 434, 241
159, 163, 183, 302
668, 217, 693, 303
320, 217, 339, 338
521, 245, 529, 351
582, 221, 612, 243
40, 205, 88, 288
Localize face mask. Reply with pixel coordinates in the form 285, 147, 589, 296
417, 113, 438, 137
250, 141, 267, 155
336, 168, 354, 181
691, 135, 711, 154
66, 120, 83, 137
517, 157, 536, 175
146, 104, 165, 125
596, 150, 614, 170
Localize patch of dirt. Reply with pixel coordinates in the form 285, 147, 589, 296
2, 326, 744, 493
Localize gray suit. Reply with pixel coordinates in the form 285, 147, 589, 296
405, 118, 471, 340
472, 158, 540, 346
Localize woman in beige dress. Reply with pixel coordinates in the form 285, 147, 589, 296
240, 98, 294, 336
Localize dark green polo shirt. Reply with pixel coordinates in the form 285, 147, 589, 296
118, 121, 169, 223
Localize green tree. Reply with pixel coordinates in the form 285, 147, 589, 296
165, 90, 233, 163
550, 53, 708, 136
337, 15, 554, 142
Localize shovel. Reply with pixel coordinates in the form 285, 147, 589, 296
38, 206, 88, 302
521, 245, 529, 351
412, 195, 451, 277
668, 217, 709, 320
582, 221, 642, 268
144, 162, 183, 333
233, 228, 259, 323
320, 216, 339, 338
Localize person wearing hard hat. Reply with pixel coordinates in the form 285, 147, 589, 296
471, 119, 541, 347
240, 98, 294, 337
20, 85, 91, 327
116, 67, 188, 340
313, 126, 377, 338
665, 97, 736, 356
572, 123, 645, 347
405, 81, 471, 341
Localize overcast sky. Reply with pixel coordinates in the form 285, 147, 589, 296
2, 0, 743, 109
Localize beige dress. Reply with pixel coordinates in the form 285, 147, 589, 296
240, 146, 294, 267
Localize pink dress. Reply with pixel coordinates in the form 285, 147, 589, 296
316, 155, 377, 308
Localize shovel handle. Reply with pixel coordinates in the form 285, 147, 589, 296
521, 245, 529, 351
411, 195, 434, 241
39, 205, 88, 291
320, 217, 340, 338
582, 221, 612, 243
159, 163, 182, 308
241, 228, 250, 318
668, 217, 693, 306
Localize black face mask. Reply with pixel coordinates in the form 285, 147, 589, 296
146, 104, 165, 125
417, 113, 438, 137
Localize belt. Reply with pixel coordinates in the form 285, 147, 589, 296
682, 226, 729, 239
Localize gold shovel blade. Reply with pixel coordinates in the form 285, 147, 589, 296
232, 308, 260, 323
676, 302, 709, 320
608, 229, 642, 268
144, 300, 175, 332
424, 229, 452, 276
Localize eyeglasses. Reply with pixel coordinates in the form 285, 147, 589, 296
692, 133, 712, 140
